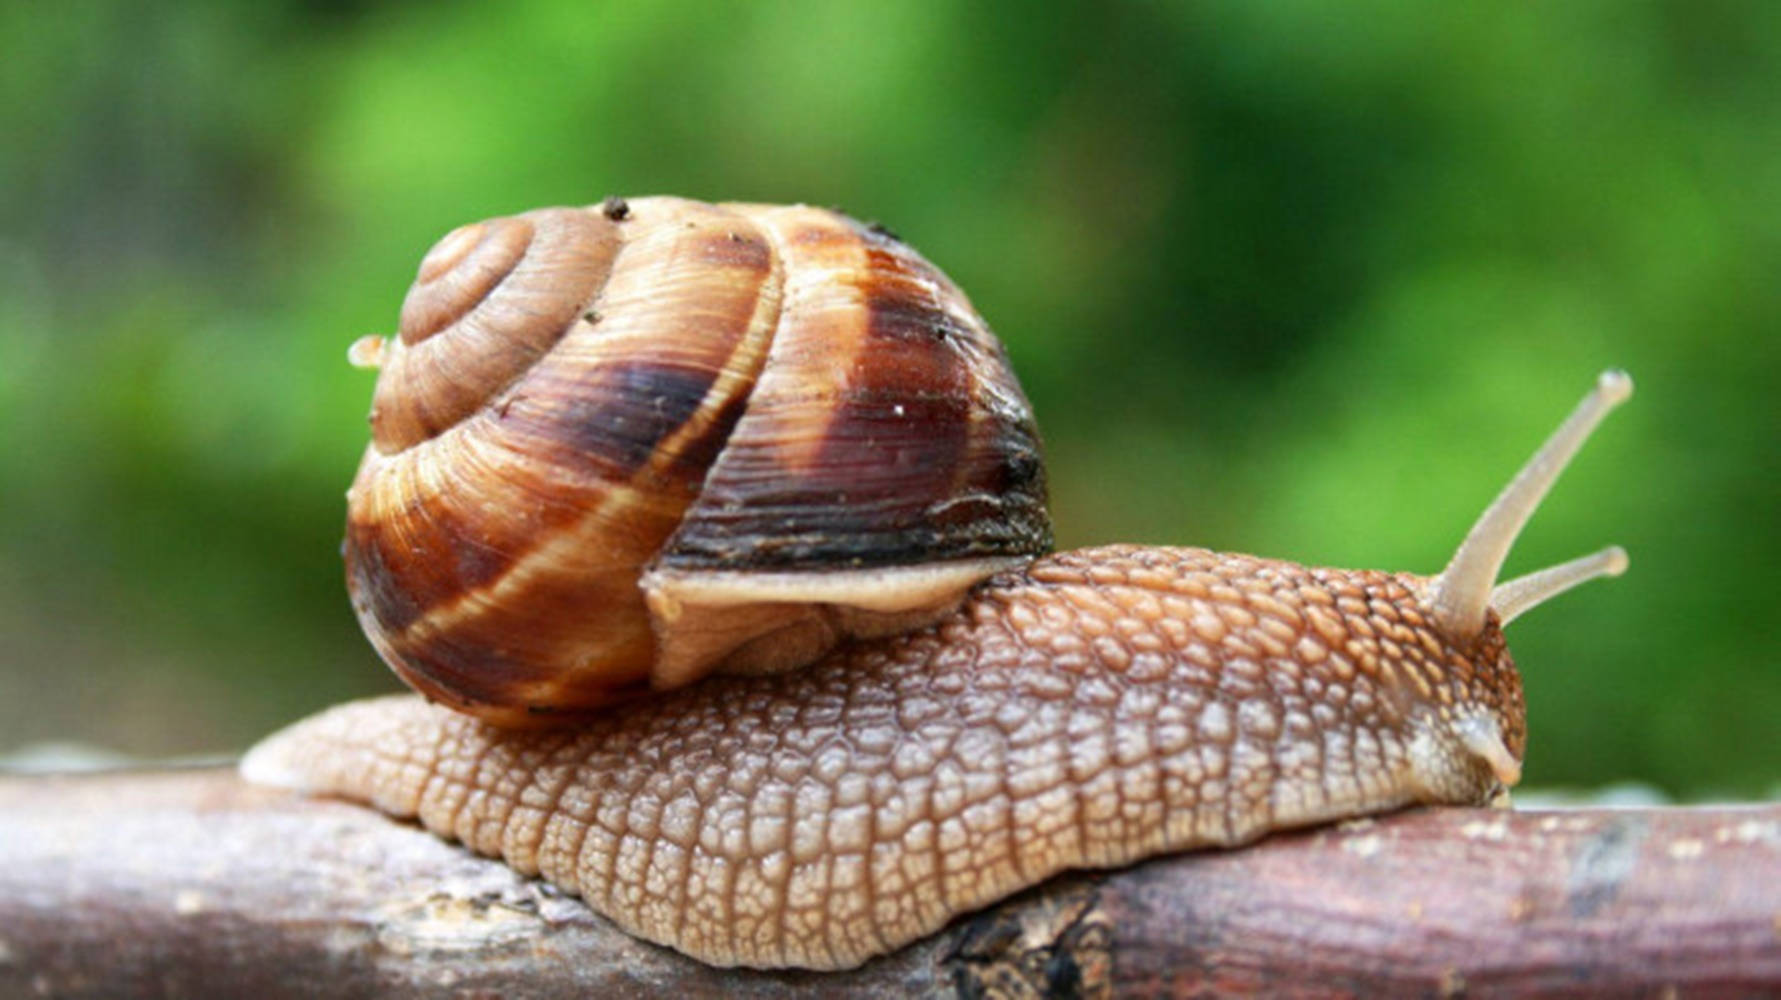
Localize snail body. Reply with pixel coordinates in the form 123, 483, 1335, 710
244, 198, 1632, 970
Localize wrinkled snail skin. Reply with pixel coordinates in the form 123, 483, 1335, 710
242, 196, 1633, 970
243, 545, 1524, 971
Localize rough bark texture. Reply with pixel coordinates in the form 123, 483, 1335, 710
1, 768, 1776, 999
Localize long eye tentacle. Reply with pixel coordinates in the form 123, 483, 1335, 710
1427, 370, 1632, 640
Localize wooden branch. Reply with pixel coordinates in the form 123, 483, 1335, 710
2, 769, 1776, 998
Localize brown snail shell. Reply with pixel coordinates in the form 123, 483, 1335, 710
344, 198, 1052, 726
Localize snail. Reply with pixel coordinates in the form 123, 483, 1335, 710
242, 197, 1632, 971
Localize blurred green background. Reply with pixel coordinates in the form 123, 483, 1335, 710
1, 1, 1775, 797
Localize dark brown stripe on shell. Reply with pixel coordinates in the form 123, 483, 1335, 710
664, 387, 752, 486
344, 450, 573, 638
501, 360, 724, 484
371, 614, 653, 720
793, 241, 975, 546
345, 516, 427, 634
659, 206, 1051, 571
348, 455, 668, 715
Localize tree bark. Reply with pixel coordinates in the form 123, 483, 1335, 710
1, 769, 1776, 999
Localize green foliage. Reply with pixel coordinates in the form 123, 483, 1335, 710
2, 0, 1775, 795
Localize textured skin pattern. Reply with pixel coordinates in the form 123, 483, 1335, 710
246, 545, 1526, 970
342, 198, 1049, 724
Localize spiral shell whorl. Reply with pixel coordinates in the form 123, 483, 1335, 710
372, 210, 619, 453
